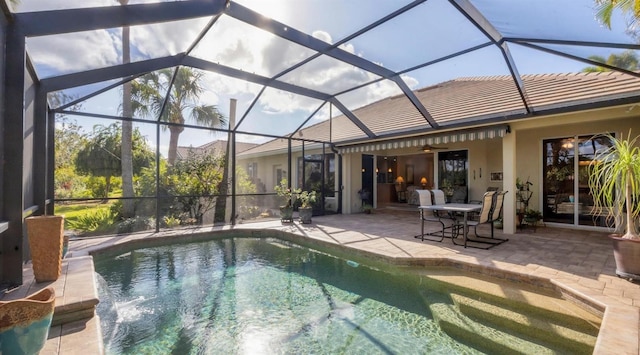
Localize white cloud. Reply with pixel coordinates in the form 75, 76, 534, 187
25, 3, 420, 129
130, 18, 210, 60
27, 30, 120, 74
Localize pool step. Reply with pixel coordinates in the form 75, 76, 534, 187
428, 295, 556, 354
419, 270, 602, 329
450, 293, 597, 354
417, 273, 600, 354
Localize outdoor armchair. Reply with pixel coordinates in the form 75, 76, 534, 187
414, 190, 458, 242
466, 191, 509, 249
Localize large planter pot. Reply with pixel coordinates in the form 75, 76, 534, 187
280, 206, 294, 223
610, 235, 640, 280
25, 215, 65, 282
299, 207, 313, 224
0, 286, 56, 355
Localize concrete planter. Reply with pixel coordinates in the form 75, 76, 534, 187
26, 215, 65, 282
299, 207, 313, 224
280, 206, 294, 223
610, 235, 640, 281
0, 287, 56, 355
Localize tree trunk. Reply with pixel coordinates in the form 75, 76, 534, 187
167, 127, 182, 165
104, 175, 112, 200
214, 139, 230, 224
624, 172, 638, 239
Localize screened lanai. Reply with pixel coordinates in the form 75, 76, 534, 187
2, 0, 640, 287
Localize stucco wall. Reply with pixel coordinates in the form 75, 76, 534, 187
513, 113, 640, 213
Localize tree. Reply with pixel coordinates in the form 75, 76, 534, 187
164, 151, 225, 224
75, 123, 154, 198
582, 50, 640, 72
130, 67, 227, 165
50, 92, 87, 199
595, 0, 640, 31
55, 119, 88, 199
118, 0, 136, 219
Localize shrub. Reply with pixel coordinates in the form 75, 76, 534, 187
67, 209, 116, 234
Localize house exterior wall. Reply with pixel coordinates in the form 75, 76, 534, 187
505, 106, 640, 232
237, 104, 640, 232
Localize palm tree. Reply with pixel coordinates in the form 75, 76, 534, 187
595, 0, 640, 30
582, 50, 640, 72
131, 67, 226, 165
118, 0, 135, 218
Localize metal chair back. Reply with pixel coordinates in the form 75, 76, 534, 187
477, 191, 497, 224
431, 189, 447, 205
491, 191, 508, 222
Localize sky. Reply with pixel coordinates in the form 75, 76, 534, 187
14, 0, 639, 156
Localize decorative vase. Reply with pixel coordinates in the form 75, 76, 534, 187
0, 286, 56, 355
610, 235, 640, 280
299, 207, 313, 224
25, 215, 65, 282
280, 205, 294, 223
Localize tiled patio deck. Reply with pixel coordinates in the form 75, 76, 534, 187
12, 209, 640, 354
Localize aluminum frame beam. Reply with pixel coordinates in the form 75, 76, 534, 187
225, 1, 437, 129
514, 41, 640, 79
448, 0, 532, 114
2, 26, 26, 286
40, 54, 184, 92
17, 0, 228, 37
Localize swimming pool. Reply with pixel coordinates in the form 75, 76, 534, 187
94, 236, 600, 354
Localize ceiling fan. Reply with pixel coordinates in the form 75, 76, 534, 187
421, 144, 448, 152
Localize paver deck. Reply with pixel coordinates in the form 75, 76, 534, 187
8, 209, 640, 354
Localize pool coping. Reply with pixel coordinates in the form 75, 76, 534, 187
70, 222, 639, 354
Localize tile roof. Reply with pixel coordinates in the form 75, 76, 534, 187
240, 71, 640, 156
177, 140, 258, 160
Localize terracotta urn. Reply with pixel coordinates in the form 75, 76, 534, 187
25, 215, 65, 282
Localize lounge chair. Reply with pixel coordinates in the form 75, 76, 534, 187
466, 191, 509, 249
414, 190, 458, 242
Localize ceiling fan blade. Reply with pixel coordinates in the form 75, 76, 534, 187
421, 144, 448, 152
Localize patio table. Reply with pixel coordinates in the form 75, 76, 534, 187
419, 203, 482, 248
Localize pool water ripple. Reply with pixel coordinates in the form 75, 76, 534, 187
94, 237, 593, 354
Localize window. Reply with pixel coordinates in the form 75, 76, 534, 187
438, 150, 468, 203
274, 166, 285, 186
247, 162, 258, 179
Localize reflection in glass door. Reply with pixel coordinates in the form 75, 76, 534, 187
543, 135, 612, 227
438, 150, 468, 203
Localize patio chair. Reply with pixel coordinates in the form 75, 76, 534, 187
467, 191, 509, 249
431, 189, 447, 205
407, 186, 420, 205
395, 182, 407, 203
469, 186, 499, 204
414, 190, 457, 242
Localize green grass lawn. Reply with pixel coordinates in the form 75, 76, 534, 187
55, 201, 114, 229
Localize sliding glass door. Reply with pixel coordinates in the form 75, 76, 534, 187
438, 150, 468, 203
543, 135, 612, 227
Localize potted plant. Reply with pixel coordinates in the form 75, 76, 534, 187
298, 190, 317, 224
361, 203, 374, 214
589, 131, 640, 280
274, 179, 300, 223
524, 209, 542, 224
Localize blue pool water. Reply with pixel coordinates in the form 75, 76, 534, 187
95, 237, 482, 354
94, 236, 597, 354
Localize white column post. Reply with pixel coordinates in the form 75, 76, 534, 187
502, 130, 517, 234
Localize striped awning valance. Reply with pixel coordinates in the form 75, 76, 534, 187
337, 125, 509, 154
